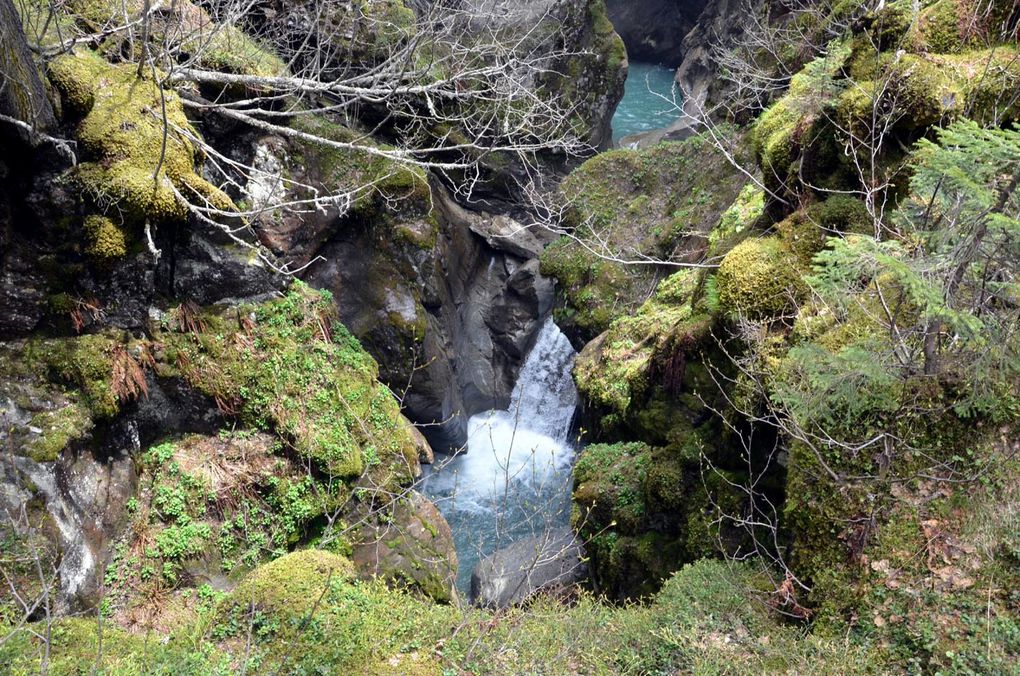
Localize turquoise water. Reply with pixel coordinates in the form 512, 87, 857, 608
612, 62, 682, 143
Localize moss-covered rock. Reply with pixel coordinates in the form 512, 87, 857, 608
46, 50, 100, 117
82, 214, 126, 261
157, 283, 418, 481
716, 237, 803, 320
49, 50, 233, 247
214, 550, 458, 672
228, 549, 356, 615
351, 491, 458, 604
541, 133, 751, 337
573, 272, 701, 415
571, 440, 744, 599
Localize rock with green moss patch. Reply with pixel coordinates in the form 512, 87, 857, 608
61, 52, 232, 235
157, 283, 419, 481
46, 51, 100, 117
541, 133, 751, 337
351, 491, 458, 604
82, 214, 126, 261
228, 549, 356, 615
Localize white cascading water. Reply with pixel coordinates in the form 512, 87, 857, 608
422, 318, 578, 590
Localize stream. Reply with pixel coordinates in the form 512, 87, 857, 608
422, 64, 683, 595
420, 319, 579, 593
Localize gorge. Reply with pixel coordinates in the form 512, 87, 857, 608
1, 0, 1019, 673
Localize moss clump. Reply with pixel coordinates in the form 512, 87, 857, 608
159, 283, 419, 481
571, 441, 737, 599
66, 54, 230, 229
37, 332, 121, 418
228, 549, 355, 616
776, 196, 872, 265
752, 46, 849, 202
289, 115, 431, 212
215, 551, 458, 672
46, 50, 103, 117
82, 214, 126, 260
887, 53, 964, 129
716, 237, 803, 320
23, 403, 92, 462
708, 184, 764, 259
197, 23, 287, 78
910, 0, 967, 52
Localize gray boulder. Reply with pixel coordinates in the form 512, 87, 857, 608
470, 527, 587, 608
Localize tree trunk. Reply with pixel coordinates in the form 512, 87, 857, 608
0, 0, 57, 132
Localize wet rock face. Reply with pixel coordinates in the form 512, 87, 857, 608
2, 450, 137, 613
469, 527, 586, 608
238, 130, 556, 453
352, 491, 459, 604
605, 0, 709, 65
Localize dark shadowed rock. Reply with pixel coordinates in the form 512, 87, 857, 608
606, 0, 709, 65
470, 527, 586, 608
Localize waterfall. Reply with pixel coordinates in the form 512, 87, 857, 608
421, 318, 579, 590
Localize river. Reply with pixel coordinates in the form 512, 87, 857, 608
612, 62, 682, 144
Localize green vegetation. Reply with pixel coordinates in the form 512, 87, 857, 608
157, 284, 418, 481
3, 0, 1019, 671
716, 237, 804, 319
2, 558, 881, 674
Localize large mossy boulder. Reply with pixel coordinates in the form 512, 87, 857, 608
541, 133, 752, 339
214, 549, 456, 672
571, 441, 745, 599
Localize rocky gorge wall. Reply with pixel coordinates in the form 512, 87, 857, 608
0, 0, 625, 616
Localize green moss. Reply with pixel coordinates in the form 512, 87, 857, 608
775, 197, 871, 266
708, 184, 765, 259
159, 283, 418, 481
887, 54, 964, 129
216, 550, 457, 672
716, 237, 803, 320
227, 549, 355, 616
38, 332, 120, 418
751, 44, 855, 204
23, 403, 92, 462
935, 46, 1020, 124
911, 0, 967, 52
541, 133, 751, 336
290, 114, 430, 212
572, 440, 734, 599
82, 214, 127, 260
573, 273, 708, 417
66, 54, 229, 229
198, 23, 287, 78
46, 50, 104, 117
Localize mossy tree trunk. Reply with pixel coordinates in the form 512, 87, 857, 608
0, 0, 56, 132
